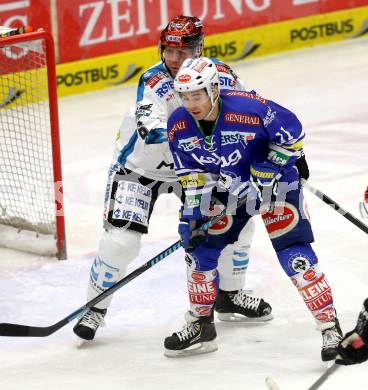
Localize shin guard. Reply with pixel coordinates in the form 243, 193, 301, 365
187, 267, 219, 317
277, 243, 336, 326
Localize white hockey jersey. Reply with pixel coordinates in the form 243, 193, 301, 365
113, 58, 249, 182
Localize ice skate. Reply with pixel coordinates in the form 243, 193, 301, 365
164, 312, 217, 357
321, 319, 343, 362
215, 289, 273, 322
73, 307, 107, 341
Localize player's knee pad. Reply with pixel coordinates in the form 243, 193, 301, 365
87, 255, 122, 309
185, 245, 221, 271
87, 229, 142, 309
217, 241, 249, 291
98, 228, 142, 269
237, 217, 255, 245
216, 218, 255, 290
187, 267, 218, 317
276, 243, 318, 277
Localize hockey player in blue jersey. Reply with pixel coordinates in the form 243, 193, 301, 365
73, 16, 272, 342
165, 57, 342, 360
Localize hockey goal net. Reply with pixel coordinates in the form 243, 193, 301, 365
0, 27, 66, 259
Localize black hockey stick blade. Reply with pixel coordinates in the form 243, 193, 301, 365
0, 321, 66, 337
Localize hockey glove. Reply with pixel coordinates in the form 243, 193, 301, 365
295, 151, 310, 181
336, 298, 368, 365
178, 207, 209, 250
336, 331, 368, 365
250, 160, 283, 199
178, 220, 208, 249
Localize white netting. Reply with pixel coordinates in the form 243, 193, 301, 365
0, 38, 56, 236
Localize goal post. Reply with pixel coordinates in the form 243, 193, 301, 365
0, 27, 66, 259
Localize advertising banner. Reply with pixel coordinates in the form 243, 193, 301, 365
55, 6, 368, 97
56, 0, 368, 63
0, 0, 52, 32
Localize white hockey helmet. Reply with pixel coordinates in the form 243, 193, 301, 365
174, 57, 219, 104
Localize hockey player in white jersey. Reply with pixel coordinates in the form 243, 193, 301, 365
73, 16, 272, 341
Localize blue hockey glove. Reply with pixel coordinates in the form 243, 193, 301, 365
178, 207, 209, 250
178, 220, 208, 249
250, 160, 283, 197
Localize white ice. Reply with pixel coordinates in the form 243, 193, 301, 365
0, 38, 367, 390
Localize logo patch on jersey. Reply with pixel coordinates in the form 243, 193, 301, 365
221, 131, 255, 148
191, 149, 242, 167
146, 71, 165, 88
261, 203, 299, 239
178, 74, 191, 83
155, 80, 174, 98
224, 112, 260, 126
186, 194, 202, 207
178, 136, 201, 151
220, 76, 235, 87
263, 106, 277, 127
180, 173, 205, 189
168, 120, 188, 141
208, 215, 233, 235
225, 91, 268, 104
135, 103, 153, 120
215, 63, 230, 74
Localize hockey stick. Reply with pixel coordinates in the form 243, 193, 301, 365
265, 363, 339, 390
307, 363, 339, 390
0, 240, 182, 337
301, 179, 368, 235
0, 204, 239, 337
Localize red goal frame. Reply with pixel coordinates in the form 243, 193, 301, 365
0, 29, 66, 259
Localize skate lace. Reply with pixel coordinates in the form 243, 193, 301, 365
232, 290, 260, 311
176, 322, 200, 342
79, 310, 105, 329
322, 327, 342, 349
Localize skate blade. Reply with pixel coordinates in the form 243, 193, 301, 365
164, 341, 218, 358
217, 312, 274, 322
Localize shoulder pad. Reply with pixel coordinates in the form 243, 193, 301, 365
223, 90, 268, 104
141, 62, 169, 87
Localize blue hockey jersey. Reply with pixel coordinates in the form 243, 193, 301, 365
168, 90, 305, 212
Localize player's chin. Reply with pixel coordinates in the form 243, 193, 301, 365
190, 112, 203, 120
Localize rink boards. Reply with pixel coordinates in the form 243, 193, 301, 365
55, 6, 368, 97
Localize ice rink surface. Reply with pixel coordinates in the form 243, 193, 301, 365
0, 37, 367, 390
